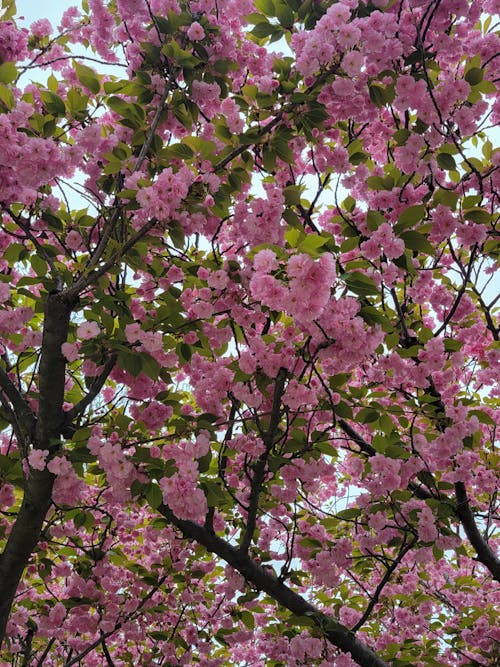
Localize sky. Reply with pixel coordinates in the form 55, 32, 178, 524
15, 0, 65, 27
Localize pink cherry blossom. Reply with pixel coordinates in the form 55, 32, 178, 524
76, 321, 100, 339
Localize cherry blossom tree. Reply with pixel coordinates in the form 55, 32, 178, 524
0, 0, 498, 664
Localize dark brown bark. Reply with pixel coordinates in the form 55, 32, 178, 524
161, 505, 388, 667
0, 292, 75, 645
455, 482, 500, 583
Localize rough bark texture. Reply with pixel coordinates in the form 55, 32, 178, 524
0, 293, 74, 645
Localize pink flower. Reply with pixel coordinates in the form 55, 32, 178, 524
253, 249, 278, 273
66, 230, 84, 251
0, 483, 15, 508
47, 456, 69, 475
76, 321, 100, 339
61, 342, 80, 362
159, 474, 207, 521
30, 19, 52, 38
125, 322, 142, 344
0, 283, 10, 303
28, 449, 49, 471
187, 21, 205, 41
48, 602, 66, 626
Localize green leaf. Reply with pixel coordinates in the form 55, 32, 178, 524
140, 353, 161, 380
283, 208, 302, 229
443, 338, 463, 352
366, 175, 389, 191
340, 236, 359, 252
336, 508, 361, 521
400, 231, 434, 255
251, 21, 275, 38
168, 220, 185, 249
42, 211, 63, 231
146, 483, 163, 510
108, 96, 145, 123
275, 1, 294, 28
31, 255, 48, 277
240, 610, 255, 629
182, 136, 216, 159
254, 0, 276, 14
464, 67, 483, 86
0, 62, 17, 84
272, 138, 294, 163
74, 62, 100, 94
436, 152, 457, 171
283, 185, 302, 206
343, 272, 379, 296
202, 480, 229, 507
366, 210, 385, 230
360, 305, 392, 330
394, 205, 426, 233
469, 409, 495, 426
334, 401, 353, 419
177, 342, 192, 363
385, 444, 410, 459
165, 142, 194, 159
297, 233, 329, 255
476, 79, 496, 94
118, 351, 143, 376
432, 189, 459, 209
393, 128, 411, 145
262, 145, 276, 172
463, 208, 491, 224
349, 151, 369, 165
357, 407, 379, 423
343, 196, 356, 212
369, 84, 385, 107
41, 91, 66, 116
0, 83, 14, 109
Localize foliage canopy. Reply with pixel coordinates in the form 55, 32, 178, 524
0, 0, 499, 665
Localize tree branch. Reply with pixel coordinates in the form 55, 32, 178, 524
66, 217, 159, 299
63, 354, 117, 428
160, 504, 389, 667
133, 83, 170, 172
64, 576, 168, 666
35, 637, 55, 667
339, 419, 500, 582
337, 418, 376, 456
239, 368, 287, 553
337, 418, 434, 501
0, 365, 36, 439
454, 482, 500, 583
352, 536, 417, 632
0, 390, 28, 459
0, 292, 76, 645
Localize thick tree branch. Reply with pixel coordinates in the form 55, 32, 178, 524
0, 292, 75, 645
35, 292, 75, 449
455, 482, 500, 583
160, 505, 388, 667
